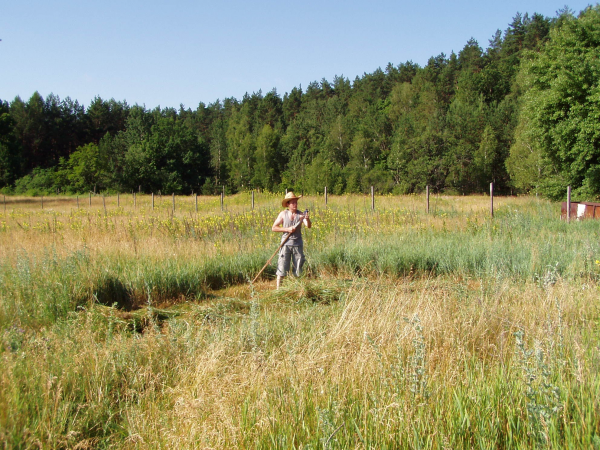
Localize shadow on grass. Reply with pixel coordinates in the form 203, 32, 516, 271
94, 276, 135, 310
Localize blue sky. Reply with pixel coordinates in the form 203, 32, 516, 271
0, 0, 594, 110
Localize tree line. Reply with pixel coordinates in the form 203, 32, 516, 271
1, 6, 599, 200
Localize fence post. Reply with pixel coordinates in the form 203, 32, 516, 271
117, 193, 120, 208
371, 186, 375, 211
490, 182, 494, 218
426, 185, 430, 214
567, 186, 571, 223
325, 186, 328, 206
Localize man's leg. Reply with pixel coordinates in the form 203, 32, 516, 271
276, 246, 292, 289
291, 245, 305, 278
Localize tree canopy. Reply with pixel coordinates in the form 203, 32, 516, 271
2, 7, 598, 200
507, 6, 600, 199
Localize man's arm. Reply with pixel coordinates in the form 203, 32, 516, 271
272, 212, 293, 233
303, 211, 311, 229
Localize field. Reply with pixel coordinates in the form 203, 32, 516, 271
1, 193, 599, 449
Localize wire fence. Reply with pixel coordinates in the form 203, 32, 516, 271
1, 183, 504, 218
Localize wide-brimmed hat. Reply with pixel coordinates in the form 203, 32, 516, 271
282, 191, 302, 207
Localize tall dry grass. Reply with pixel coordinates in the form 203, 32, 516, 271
1, 275, 598, 448
1, 193, 599, 448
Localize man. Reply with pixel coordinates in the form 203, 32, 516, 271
271, 191, 312, 289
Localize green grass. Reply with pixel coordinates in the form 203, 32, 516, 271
1, 196, 600, 448
2, 275, 600, 448
2, 197, 600, 331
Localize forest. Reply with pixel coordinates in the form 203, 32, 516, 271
1, 6, 599, 200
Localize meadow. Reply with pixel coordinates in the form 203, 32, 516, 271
1, 193, 599, 449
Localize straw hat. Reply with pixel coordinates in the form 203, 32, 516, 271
282, 191, 302, 207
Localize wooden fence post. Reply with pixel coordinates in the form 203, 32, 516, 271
371, 186, 375, 211
324, 186, 328, 206
89, 192, 92, 207
567, 186, 571, 223
490, 182, 494, 218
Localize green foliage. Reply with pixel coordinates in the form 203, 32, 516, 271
226, 103, 256, 191
58, 143, 102, 193
7, 7, 597, 198
252, 124, 282, 191
13, 167, 58, 195
0, 102, 23, 189
510, 6, 600, 199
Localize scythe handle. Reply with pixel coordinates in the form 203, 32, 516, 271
251, 223, 299, 284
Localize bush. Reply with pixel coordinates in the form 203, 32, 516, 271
13, 167, 59, 196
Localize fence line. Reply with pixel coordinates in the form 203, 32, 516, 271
1, 187, 507, 219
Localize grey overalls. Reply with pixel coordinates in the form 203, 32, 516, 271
276, 210, 305, 277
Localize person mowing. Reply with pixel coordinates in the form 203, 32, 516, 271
271, 192, 312, 289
